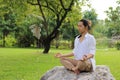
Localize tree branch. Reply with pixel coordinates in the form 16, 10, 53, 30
43, 0, 57, 15
37, 0, 48, 36
27, 1, 38, 5
42, 5, 56, 13
50, 29, 59, 40
49, 0, 74, 40
67, 0, 74, 11
28, 0, 58, 17
48, 1, 60, 15
58, 9, 63, 14
59, 0, 66, 10
59, 0, 74, 11
60, 0, 74, 22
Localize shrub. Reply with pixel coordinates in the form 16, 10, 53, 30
5, 35, 17, 47
116, 41, 120, 50
0, 39, 3, 47
51, 40, 72, 49
17, 35, 34, 47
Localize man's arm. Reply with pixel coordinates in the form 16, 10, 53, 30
81, 54, 94, 61
55, 53, 74, 58
86, 54, 94, 59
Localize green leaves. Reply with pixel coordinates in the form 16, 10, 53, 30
105, 0, 120, 37
83, 9, 97, 27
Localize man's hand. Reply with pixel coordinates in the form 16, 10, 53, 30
55, 52, 74, 58
55, 53, 62, 58
81, 55, 87, 61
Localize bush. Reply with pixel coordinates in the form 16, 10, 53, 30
17, 35, 34, 48
96, 37, 109, 49
0, 39, 3, 47
116, 41, 120, 50
5, 35, 17, 47
51, 40, 72, 49
108, 39, 116, 48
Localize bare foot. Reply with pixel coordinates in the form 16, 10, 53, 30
71, 67, 80, 74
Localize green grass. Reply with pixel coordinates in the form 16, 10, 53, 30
0, 48, 120, 80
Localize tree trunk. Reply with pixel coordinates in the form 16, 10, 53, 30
3, 35, 5, 47
55, 34, 59, 49
43, 39, 51, 53
55, 40, 59, 49
36, 39, 40, 48
3, 32, 6, 47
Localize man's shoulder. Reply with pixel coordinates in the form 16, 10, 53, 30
87, 33, 95, 39
74, 33, 95, 39
86, 33, 96, 42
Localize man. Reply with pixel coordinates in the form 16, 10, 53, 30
55, 19, 96, 74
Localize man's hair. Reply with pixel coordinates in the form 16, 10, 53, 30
80, 19, 92, 30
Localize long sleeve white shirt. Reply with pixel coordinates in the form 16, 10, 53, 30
73, 33, 96, 71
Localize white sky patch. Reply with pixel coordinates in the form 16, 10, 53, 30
82, 0, 118, 20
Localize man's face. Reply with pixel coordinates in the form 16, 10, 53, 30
77, 22, 87, 34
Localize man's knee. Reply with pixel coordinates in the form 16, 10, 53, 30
60, 57, 67, 60
60, 57, 68, 64
77, 60, 92, 71
77, 61, 85, 70
60, 57, 65, 62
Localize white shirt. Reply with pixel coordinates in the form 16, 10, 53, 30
73, 33, 96, 71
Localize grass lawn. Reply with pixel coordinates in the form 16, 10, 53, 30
0, 48, 120, 80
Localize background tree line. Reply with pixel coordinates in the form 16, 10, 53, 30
0, 0, 120, 53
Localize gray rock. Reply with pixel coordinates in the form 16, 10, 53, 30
40, 65, 115, 80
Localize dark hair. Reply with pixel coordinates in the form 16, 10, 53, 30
80, 19, 91, 30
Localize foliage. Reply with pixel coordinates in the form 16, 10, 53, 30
51, 40, 72, 49
83, 8, 97, 27
61, 22, 78, 40
17, 35, 34, 47
0, 39, 2, 47
0, 7, 17, 47
0, 0, 93, 53
0, 9, 17, 33
4, 35, 16, 47
116, 41, 120, 50
16, 16, 35, 47
92, 20, 107, 38
105, 0, 120, 37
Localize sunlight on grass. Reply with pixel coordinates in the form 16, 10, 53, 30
0, 48, 119, 80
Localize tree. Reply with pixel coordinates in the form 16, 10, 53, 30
83, 8, 97, 27
0, 7, 17, 47
58, 3, 83, 48
92, 20, 107, 38
1, 0, 87, 53
27, 0, 84, 53
105, 0, 120, 37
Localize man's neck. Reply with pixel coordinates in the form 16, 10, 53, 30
81, 31, 88, 37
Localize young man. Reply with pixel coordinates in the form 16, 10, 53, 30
55, 19, 96, 74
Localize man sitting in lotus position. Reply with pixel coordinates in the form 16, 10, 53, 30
55, 19, 96, 74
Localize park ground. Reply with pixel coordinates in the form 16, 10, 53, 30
0, 48, 120, 80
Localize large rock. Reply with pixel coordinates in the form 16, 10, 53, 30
40, 65, 115, 80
